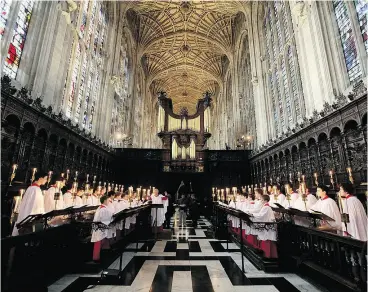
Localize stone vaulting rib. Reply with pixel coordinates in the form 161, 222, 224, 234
127, 0, 243, 114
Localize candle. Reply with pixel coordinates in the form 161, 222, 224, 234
75, 171, 78, 177
9, 164, 18, 185
313, 172, 318, 185
56, 181, 61, 190
346, 167, 354, 183
301, 175, 305, 182
31, 168, 37, 182
85, 183, 90, 192
212, 187, 215, 194
329, 170, 334, 185
66, 169, 70, 180
72, 182, 78, 193
86, 174, 89, 182
301, 182, 306, 195
61, 173, 65, 178
93, 175, 96, 182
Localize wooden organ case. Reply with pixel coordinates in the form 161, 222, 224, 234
157, 92, 212, 172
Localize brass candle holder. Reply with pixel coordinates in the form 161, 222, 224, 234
31, 168, 37, 183
313, 172, 318, 186
329, 170, 334, 187
346, 167, 354, 184
9, 164, 17, 186
47, 171, 53, 187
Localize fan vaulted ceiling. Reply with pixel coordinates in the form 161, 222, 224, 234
127, 1, 243, 114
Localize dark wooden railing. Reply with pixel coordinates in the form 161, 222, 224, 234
278, 223, 367, 292
2, 204, 153, 292
213, 203, 367, 292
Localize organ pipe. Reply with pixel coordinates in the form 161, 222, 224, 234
172, 138, 178, 159
158, 106, 165, 132
189, 139, 196, 159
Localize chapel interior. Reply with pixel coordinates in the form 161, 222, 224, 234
1, 0, 367, 292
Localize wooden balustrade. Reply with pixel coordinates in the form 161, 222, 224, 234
278, 223, 367, 292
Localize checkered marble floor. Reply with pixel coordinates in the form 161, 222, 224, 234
48, 216, 328, 292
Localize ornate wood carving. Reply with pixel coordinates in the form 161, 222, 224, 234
250, 93, 367, 188
1, 78, 114, 184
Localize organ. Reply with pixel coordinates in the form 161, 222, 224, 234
157, 92, 212, 172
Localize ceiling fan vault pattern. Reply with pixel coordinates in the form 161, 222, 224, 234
128, 0, 244, 114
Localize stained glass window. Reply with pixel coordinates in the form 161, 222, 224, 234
354, 0, 368, 53
0, 0, 12, 39
275, 69, 285, 131
281, 2, 289, 41
269, 74, 279, 136
288, 47, 301, 121
66, 42, 81, 118
89, 71, 100, 130
63, 1, 108, 130
80, 0, 89, 37
264, 1, 304, 133
3, 0, 34, 79
274, 2, 283, 47
82, 72, 93, 128
282, 57, 292, 124
74, 53, 87, 123
333, 0, 362, 82
86, 0, 96, 48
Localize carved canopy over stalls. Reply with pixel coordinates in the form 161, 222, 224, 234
126, 1, 245, 114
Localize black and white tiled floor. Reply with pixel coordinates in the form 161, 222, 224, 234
48, 214, 327, 292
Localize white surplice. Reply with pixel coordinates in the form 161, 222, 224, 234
117, 199, 131, 229
44, 186, 64, 213
161, 195, 169, 215
91, 204, 113, 242
228, 200, 239, 228
151, 195, 165, 227
310, 197, 342, 229
293, 194, 318, 211
251, 203, 277, 241
12, 184, 45, 236
63, 191, 73, 208
341, 196, 367, 241
281, 192, 300, 208
269, 193, 286, 208
73, 196, 84, 208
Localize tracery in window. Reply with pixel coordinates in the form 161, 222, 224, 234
333, 0, 362, 82
354, 0, 368, 53
63, 0, 108, 131
66, 42, 81, 118
0, 0, 12, 39
263, 1, 304, 135
3, 0, 34, 79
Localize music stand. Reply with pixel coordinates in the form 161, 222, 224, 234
101, 204, 150, 281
